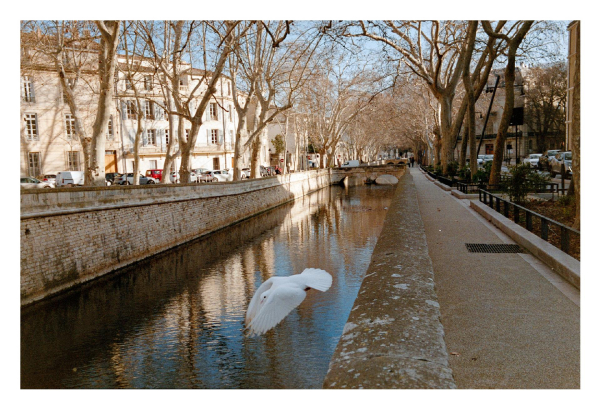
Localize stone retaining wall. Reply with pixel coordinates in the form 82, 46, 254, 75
21, 170, 334, 306
323, 172, 455, 389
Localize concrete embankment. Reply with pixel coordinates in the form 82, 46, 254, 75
323, 172, 456, 389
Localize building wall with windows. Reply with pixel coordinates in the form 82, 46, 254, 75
21, 48, 266, 179
20, 66, 121, 177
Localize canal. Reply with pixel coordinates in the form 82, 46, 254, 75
21, 184, 396, 389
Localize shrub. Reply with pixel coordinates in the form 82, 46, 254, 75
447, 161, 459, 177
457, 166, 471, 181
504, 163, 551, 203
472, 161, 492, 184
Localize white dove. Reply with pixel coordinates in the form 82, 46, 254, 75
245, 268, 333, 336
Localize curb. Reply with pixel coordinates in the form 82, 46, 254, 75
470, 200, 580, 289
451, 190, 479, 200
433, 181, 452, 191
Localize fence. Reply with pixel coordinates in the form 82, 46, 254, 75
479, 189, 580, 258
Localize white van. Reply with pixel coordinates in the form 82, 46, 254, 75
56, 171, 85, 187
341, 160, 360, 168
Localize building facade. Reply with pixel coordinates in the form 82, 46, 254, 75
20, 42, 271, 179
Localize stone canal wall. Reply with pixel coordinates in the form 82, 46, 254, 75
323, 171, 455, 389
21, 170, 336, 306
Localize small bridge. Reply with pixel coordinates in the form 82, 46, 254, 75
331, 164, 407, 186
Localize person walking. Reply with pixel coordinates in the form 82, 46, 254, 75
410, 157, 415, 167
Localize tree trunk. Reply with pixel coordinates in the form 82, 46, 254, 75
439, 93, 454, 173
572, 22, 580, 230
90, 21, 121, 187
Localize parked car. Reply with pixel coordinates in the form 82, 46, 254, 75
198, 170, 233, 183
56, 171, 85, 187
105, 172, 120, 186
21, 177, 53, 189
481, 154, 494, 165
192, 168, 209, 181
38, 174, 57, 187
260, 165, 270, 177
550, 151, 572, 178
145, 169, 163, 182
241, 168, 251, 179
169, 171, 198, 183
523, 153, 543, 168
341, 160, 361, 168
539, 150, 562, 171
114, 173, 158, 185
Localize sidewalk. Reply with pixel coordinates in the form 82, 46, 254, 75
409, 166, 580, 388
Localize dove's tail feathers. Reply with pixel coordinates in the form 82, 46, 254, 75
300, 268, 333, 292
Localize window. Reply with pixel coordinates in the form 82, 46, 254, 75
28, 152, 40, 177
149, 160, 157, 169
22, 76, 35, 102
209, 103, 218, 120
126, 100, 137, 119
144, 75, 153, 91
67, 151, 80, 171
179, 77, 187, 91
106, 117, 114, 140
146, 129, 156, 146
65, 114, 77, 139
24, 113, 38, 141
125, 77, 133, 90
229, 105, 233, 122
145, 100, 154, 119
211, 129, 218, 144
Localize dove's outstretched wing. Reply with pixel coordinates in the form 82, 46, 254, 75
245, 278, 274, 326
298, 268, 333, 292
246, 286, 307, 336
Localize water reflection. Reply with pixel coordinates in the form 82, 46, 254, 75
21, 184, 395, 389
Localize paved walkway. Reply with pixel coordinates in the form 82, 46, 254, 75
409, 166, 580, 388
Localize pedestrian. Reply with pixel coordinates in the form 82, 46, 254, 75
410, 157, 415, 167
275, 166, 281, 175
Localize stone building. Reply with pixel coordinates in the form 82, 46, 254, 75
20, 35, 270, 179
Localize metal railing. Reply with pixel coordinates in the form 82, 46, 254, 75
479, 189, 580, 257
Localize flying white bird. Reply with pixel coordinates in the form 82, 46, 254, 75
245, 268, 333, 336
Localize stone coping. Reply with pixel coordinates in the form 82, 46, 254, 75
323, 172, 456, 389
470, 200, 580, 289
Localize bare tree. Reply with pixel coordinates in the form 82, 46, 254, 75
90, 20, 121, 186
228, 21, 323, 180
482, 20, 534, 185
523, 62, 567, 153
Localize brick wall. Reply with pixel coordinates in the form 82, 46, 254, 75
21, 170, 334, 306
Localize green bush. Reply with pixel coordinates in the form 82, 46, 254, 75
457, 166, 471, 181
446, 161, 459, 177
504, 163, 551, 203
472, 162, 492, 184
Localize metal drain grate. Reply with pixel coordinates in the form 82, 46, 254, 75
465, 243, 524, 254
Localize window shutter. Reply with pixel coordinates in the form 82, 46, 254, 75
219, 129, 223, 144
207, 129, 210, 144
142, 129, 148, 146
121, 101, 127, 120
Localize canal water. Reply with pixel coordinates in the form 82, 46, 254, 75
21, 184, 396, 389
